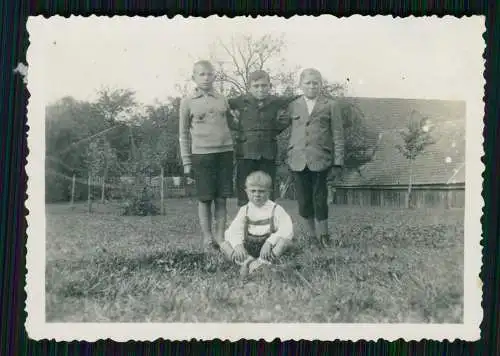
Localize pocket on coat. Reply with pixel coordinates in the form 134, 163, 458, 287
322, 145, 332, 154
319, 115, 331, 127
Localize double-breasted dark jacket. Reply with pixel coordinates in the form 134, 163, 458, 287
228, 95, 294, 160
287, 95, 345, 172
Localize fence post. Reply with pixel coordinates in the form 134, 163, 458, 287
87, 175, 92, 213
101, 174, 106, 203
70, 174, 76, 209
160, 167, 165, 215
70, 173, 76, 209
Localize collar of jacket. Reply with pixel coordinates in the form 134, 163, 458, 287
242, 94, 279, 107
192, 87, 220, 98
301, 94, 330, 105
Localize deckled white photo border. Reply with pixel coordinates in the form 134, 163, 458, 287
25, 14, 485, 342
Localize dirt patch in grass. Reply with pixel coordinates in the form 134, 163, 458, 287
45, 200, 464, 323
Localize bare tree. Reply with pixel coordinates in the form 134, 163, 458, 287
210, 34, 295, 96
208, 34, 380, 200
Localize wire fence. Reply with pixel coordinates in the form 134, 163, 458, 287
46, 169, 196, 206
46, 165, 294, 200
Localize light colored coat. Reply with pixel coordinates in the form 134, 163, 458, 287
287, 96, 345, 172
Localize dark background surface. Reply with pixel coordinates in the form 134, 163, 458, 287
0, 1, 498, 355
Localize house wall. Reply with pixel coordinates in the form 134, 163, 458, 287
330, 184, 465, 209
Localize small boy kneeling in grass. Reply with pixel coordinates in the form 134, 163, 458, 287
220, 171, 294, 277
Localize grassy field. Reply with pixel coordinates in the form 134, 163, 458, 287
46, 198, 464, 323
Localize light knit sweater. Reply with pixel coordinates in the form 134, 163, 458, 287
178, 88, 233, 166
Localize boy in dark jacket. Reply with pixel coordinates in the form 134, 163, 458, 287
228, 70, 299, 206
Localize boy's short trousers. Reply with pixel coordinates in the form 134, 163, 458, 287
293, 167, 329, 220
243, 234, 269, 259
191, 151, 234, 202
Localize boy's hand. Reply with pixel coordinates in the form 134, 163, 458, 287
330, 165, 342, 178
260, 241, 274, 261
277, 109, 289, 121
229, 109, 240, 121
233, 244, 247, 263
227, 109, 240, 130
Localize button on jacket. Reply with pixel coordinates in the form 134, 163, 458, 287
228, 95, 290, 160
287, 96, 345, 172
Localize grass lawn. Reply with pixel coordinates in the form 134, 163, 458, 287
46, 198, 464, 323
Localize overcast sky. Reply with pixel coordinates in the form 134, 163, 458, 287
29, 15, 485, 105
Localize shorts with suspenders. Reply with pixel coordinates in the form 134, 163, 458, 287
243, 203, 278, 258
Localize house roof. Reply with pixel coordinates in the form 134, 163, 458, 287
335, 97, 466, 186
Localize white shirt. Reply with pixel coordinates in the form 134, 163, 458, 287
304, 97, 317, 115
224, 200, 294, 248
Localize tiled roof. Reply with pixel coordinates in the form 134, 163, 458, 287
335, 97, 466, 186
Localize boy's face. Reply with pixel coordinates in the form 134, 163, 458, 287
245, 184, 270, 207
248, 78, 271, 101
192, 64, 215, 91
300, 72, 322, 99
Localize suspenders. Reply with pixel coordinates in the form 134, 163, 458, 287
244, 203, 277, 241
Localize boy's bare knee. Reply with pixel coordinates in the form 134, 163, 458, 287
273, 238, 292, 257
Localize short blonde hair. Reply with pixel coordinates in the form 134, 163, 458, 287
245, 171, 273, 189
299, 68, 323, 83
248, 70, 271, 85
193, 60, 214, 73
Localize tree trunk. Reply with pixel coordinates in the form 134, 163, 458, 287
101, 161, 108, 203
406, 160, 414, 209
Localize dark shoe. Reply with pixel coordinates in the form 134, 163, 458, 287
203, 252, 220, 273
319, 234, 332, 248
203, 238, 219, 252
313, 237, 326, 251
305, 235, 321, 248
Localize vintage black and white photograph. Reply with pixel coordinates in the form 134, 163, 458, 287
26, 15, 484, 341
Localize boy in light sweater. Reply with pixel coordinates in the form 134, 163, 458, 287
179, 60, 235, 251
220, 171, 294, 277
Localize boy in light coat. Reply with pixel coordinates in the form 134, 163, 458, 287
286, 68, 345, 248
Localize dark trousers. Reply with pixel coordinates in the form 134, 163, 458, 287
191, 151, 234, 202
237, 158, 276, 206
293, 167, 329, 220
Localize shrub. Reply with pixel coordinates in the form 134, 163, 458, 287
122, 184, 160, 216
